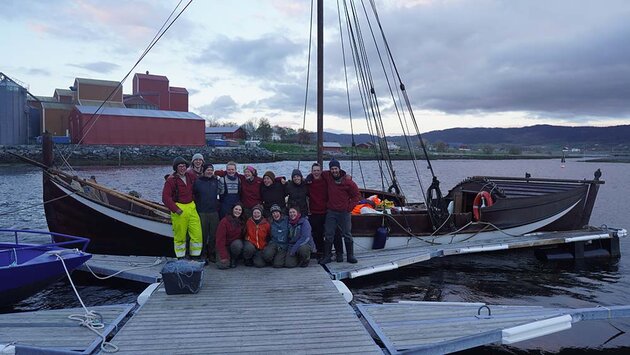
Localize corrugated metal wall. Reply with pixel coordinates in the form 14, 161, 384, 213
0, 78, 28, 145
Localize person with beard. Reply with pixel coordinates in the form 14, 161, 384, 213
193, 163, 220, 263
162, 156, 203, 259
243, 204, 271, 267
285, 206, 315, 268
215, 203, 245, 269
319, 159, 360, 264
305, 163, 344, 261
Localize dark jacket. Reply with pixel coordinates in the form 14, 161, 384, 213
288, 217, 316, 255
269, 216, 289, 250
260, 181, 286, 214
285, 181, 309, 214
193, 175, 220, 213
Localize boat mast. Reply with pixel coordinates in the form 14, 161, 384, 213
316, 0, 324, 167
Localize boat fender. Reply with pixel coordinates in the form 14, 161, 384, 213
472, 191, 494, 221
332, 280, 353, 303
372, 227, 389, 250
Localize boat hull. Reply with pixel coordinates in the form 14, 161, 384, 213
0, 245, 91, 307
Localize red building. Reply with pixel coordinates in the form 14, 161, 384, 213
69, 106, 205, 146
205, 126, 246, 140
132, 72, 189, 111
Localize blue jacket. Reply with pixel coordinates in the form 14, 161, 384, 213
270, 216, 289, 250
288, 217, 316, 256
192, 175, 220, 213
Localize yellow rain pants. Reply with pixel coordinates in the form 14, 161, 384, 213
171, 202, 203, 258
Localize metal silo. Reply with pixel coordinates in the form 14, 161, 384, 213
0, 73, 29, 145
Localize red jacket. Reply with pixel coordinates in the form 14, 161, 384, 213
245, 218, 271, 250
215, 216, 244, 261
323, 171, 360, 213
162, 171, 196, 213
306, 175, 328, 214
240, 176, 263, 208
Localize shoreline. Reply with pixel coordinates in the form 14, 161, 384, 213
1, 144, 625, 166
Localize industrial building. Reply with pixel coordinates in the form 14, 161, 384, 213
18, 71, 204, 146
0, 73, 39, 145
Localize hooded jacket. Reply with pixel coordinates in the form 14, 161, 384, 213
287, 216, 316, 255
162, 171, 196, 213
322, 170, 360, 213
245, 217, 271, 250
285, 180, 309, 214
215, 215, 244, 261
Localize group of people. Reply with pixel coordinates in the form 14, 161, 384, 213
161, 153, 362, 269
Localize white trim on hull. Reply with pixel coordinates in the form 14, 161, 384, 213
55, 181, 174, 238
353, 200, 581, 250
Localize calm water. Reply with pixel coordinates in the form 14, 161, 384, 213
1, 159, 629, 352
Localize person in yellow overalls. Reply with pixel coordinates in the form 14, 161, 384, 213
162, 156, 203, 259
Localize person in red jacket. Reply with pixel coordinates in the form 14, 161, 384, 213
243, 204, 271, 267
162, 156, 203, 259
306, 163, 345, 262
319, 159, 360, 264
215, 203, 246, 269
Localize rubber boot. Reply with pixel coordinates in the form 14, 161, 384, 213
319, 241, 333, 265
334, 235, 344, 262
345, 239, 358, 264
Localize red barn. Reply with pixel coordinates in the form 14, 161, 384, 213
169, 86, 188, 112
132, 72, 189, 111
70, 106, 205, 146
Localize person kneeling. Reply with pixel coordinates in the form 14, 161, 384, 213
215, 203, 245, 269
243, 205, 270, 267
285, 207, 315, 268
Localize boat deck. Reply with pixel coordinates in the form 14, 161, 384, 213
0, 304, 134, 354
109, 265, 381, 354
326, 228, 620, 280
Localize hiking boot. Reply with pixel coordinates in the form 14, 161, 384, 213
299, 259, 310, 268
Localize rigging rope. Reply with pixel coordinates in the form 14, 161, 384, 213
58, 0, 193, 167
297, 0, 315, 171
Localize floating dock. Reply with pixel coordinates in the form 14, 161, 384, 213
326, 227, 624, 280
0, 304, 134, 354
77, 254, 170, 283
109, 264, 381, 354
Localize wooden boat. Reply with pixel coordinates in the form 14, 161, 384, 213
0, 229, 91, 307
15, 2, 604, 256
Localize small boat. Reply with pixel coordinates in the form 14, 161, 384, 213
0, 229, 92, 307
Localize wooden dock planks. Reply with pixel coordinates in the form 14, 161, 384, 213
110, 264, 382, 354
0, 304, 134, 354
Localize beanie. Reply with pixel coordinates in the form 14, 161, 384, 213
202, 163, 214, 172
252, 204, 264, 214
329, 158, 340, 169
263, 171, 276, 181
270, 204, 282, 214
192, 153, 204, 162
172, 156, 188, 171
291, 169, 303, 178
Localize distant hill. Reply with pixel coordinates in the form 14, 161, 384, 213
321, 125, 630, 147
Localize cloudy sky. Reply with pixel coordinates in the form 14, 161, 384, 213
2, 0, 630, 134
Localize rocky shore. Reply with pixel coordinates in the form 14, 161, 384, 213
0, 144, 277, 166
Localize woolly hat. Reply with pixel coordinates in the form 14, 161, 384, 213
263, 170, 276, 181
252, 204, 264, 215
329, 158, 340, 169
244, 165, 257, 176
172, 156, 188, 171
202, 163, 214, 172
270, 204, 282, 214
191, 153, 204, 162
291, 169, 303, 178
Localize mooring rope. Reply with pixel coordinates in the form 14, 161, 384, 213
55, 252, 119, 353
82, 257, 165, 280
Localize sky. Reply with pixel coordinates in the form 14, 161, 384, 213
2, 0, 630, 135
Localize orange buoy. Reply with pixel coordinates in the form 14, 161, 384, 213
472, 191, 494, 221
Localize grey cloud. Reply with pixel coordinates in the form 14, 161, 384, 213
192, 35, 304, 79
68, 62, 120, 74
25, 68, 51, 76
197, 95, 241, 119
